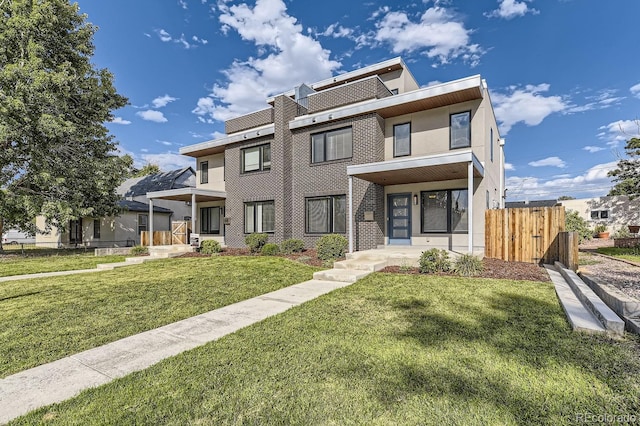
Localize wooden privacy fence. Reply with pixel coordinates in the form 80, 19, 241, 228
140, 231, 172, 246
485, 206, 578, 269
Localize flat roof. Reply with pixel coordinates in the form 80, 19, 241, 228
180, 124, 275, 158
147, 187, 227, 202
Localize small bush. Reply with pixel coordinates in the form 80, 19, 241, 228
131, 245, 148, 256
594, 223, 607, 234
296, 255, 312, 265
453, 253, 484, 277
565, 210, 593, 243
280, 239, 305, 254
200, 240, 222, 255
419, 249, 451, 274
261, 243, 280, 256
612, 227, 631, 239
245, 233, 268, 253
316, 234, 348, 261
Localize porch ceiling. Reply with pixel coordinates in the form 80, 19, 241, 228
146, 187, 226, 202
347, 150, 484, 186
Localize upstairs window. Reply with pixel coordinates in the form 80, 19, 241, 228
450, 111, 471, 149
241, 144, 271, 173
200, 161, 209, 184
311, 127, 352, 163
393, 123, 411, 157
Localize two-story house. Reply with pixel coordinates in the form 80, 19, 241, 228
147, 57, 505, 254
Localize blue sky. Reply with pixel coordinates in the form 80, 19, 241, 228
77, 0, 640, 201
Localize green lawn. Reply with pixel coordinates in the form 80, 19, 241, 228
12, 273, 640, 425
596, 247, 640, 263
0, 257, 318, 377
0, 253, 126, 277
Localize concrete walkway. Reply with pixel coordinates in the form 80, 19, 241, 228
0, 279, 349, 424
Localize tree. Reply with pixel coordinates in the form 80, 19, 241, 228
558, 195, 575, 201
0, 0, 130, 246
608, 137, 640, 198
565, 210, 592, 243
131, 163, 161, 178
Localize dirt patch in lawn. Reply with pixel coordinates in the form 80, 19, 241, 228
177, 248, 326, 267
382, 257, 550, 282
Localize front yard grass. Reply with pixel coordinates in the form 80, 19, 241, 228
14, 273, 640, 425
0, 254, 126, 277
0, 257, 318, 377
596, 247, 640, 263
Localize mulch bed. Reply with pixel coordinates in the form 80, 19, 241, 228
381, 257, 550, 282
176, 248, 325, 267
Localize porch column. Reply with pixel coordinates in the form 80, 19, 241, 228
191, 193, 197, 242
348, 175, 354, 253
468, 161, 473, 254
149, 199, 154, 247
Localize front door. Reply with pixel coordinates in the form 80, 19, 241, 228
388, 193, 412, 245
69, 219, 82, 244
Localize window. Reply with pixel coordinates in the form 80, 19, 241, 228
490, 128, 494, 162
591, 210, 609, 220
200, 207, 220, 234
200, 161, 209, 184
241, 144, 271, 173
69, 219, 82, 243
138, 214, 148, 235
390, 88, 399, 95
486, 190, 490, 210
311, 127, 352, 163
305, 195, 346, 234
450, 111, 471, 149
93, 219, 101, 239
421, 189, 468, 233
393, 123, 411, 157
244, 201, 275, 233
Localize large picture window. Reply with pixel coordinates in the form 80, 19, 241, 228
421, 189, 468, 233
393, 122, 411, 157
241, 144, 271, 173
305, 195, 346, 234
200, 207, 221, 234
450, 111, 471, 149
311, 127, 352, 163
244, 201, 275, 233
200, 161, 209, 184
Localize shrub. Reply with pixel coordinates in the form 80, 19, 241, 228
200, 240, 222, 255
261, 243, 280, 256
316, 234, 348, 261
612, 227, 631, 239
130, 245, 148, 256
594, 223, 607, 234
245, 233, 268, 253
453, 253, 484, 277
280, 238, 305, 254
419, 249, 451, 274
565, 210, 592, 243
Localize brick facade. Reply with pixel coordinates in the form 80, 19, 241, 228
225, 107, 274, 134
307, 76, 393, 114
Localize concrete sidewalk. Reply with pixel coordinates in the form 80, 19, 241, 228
0, 279, 350, 424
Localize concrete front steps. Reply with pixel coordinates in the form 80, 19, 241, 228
547, 262, 625, 337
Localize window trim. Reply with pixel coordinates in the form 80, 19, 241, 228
244, 200, 275, 234
310, 126, 353, 164
420, 189, 469, 234
200, 206, 221, 235
450, 110, 472, 150
93, 219, 101, 239
393, 122, 411, 158
200, 160, 209, 184
305, 195, 347, 234
241, 143, 271, 174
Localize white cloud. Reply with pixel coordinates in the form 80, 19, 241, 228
485, 0, 539, 20
491, 84, 567, 134
630, 83, 640, 98
583, 146, 605, 153
321, 23, 354, 39
504, 162, 515, 171
528, 156, 566, 168
567, 88, 624, 113
110, 117, 131, 125
157, 140, 173, 146
192, 35, 208, 44
156, 29, 172, 42
373, 7, 483, 66
152, 95, 178, 108
598, 119, 640, 147
506, 161, 617, 200
178, 0, 188, 9
140, 152, 194, 171
176, 34, 193, 49
136, 110, 168, 123
193, 0, 341, 122
140, 148, 149, 153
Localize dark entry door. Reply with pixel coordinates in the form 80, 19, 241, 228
388, 193, 411, 245
69, 219, 82, 244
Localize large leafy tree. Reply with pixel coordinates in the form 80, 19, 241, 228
0, 0, 130, 241
608, 137, 640, 198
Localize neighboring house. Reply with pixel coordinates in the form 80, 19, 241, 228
36, 168, 195, 247
505, 200, 560, 209
559, 195, 640, 234
148, 57, 506, 253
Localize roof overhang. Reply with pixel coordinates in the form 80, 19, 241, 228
146, 187, 226, 202
180, 124, 275, 157
290, 75, 483, 130
347, 150, 484, 186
